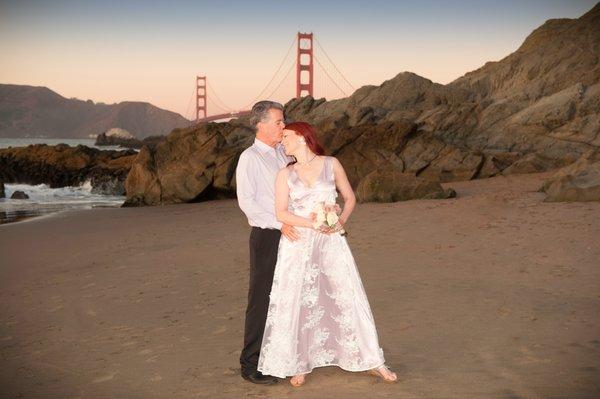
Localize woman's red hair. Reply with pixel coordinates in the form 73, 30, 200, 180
285, 122, 325, 156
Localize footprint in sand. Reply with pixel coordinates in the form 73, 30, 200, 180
497, 306, 511, 317
212, 326, 227, 334
93, 372, 117, 383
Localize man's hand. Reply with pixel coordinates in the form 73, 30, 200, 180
281, 223, 300, 242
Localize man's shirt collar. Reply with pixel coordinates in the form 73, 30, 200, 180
254, 137, 277, 154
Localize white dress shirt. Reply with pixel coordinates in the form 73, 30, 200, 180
236, 137, 293, 229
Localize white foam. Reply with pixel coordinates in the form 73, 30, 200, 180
0, 182, 125, 223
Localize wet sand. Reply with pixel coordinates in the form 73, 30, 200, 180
1, 171, 599, 398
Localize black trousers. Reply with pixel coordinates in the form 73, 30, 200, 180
239, 227, 281, 373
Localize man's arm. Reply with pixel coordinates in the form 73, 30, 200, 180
235, 152, 283, 229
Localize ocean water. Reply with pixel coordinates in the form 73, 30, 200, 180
0, 138, 131, 225
0, 137, 127, 151
0, 181, 125, 225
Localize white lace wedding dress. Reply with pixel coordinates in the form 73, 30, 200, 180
257, 156, 386, 378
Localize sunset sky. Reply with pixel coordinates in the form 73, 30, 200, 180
0, 0, 596, 119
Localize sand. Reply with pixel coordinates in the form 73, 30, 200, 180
1, 171, 599, 399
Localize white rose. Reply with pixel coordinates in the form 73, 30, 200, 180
326, 211, 339, 227
316, 210, 326, 224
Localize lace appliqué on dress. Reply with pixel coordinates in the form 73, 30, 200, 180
257, 156, 386, 378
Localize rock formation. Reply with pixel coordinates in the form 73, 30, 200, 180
10, 191, 29, 199
123, 3, 600, 205
124, 122, 254, 206
540, 149, 600, 202
356, 170, 456, 203
0, 144, 137, 195
95, 131, 165, 149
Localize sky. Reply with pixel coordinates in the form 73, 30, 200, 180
0, 0, 597, 119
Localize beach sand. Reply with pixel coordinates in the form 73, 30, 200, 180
1, 171, 599, 398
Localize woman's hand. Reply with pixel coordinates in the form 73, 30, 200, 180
318, 221, 344, 235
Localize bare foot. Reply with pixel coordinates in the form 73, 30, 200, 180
290, 373, 306, 387
368, 365, 398, 383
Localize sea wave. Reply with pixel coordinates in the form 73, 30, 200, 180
0, 181, 125, 225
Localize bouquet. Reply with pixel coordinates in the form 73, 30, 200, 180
311, 201, 347, 236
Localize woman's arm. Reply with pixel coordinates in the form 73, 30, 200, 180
275, 168, 314, 228
332, 157, 356, 225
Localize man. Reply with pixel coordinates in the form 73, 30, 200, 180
235, 100, 299, 385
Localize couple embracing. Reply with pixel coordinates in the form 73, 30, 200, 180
235, 100, 397, 387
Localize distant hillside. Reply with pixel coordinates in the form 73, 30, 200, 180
0, 84, 190, 139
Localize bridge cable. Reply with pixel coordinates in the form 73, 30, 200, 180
206, 81, 235, 112
314, 55, 348, 97
206, 96, 231, 115
184, 85, 196, 125
241, 35, 297, 110
264, 59, 296, 101
314, 37, 356, 92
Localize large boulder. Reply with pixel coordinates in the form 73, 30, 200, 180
540, 150, 600, 202
501, 152, 574, 175
398, 133, 485, 182
10, 190, 29, 200
324, 120, 417, 187
356, 169, 456, 203
123, 122, 254, 206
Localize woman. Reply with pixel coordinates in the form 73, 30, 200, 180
257, 122, 398, 386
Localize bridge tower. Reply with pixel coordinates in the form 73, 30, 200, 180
296, 32, 314, 98
196, 76, 207, 122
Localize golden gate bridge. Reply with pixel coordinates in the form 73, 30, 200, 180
186, 32, 356, 123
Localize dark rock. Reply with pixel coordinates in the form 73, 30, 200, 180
95, 132, 166, 150
356, 169, 456, 203
121, 4, 600, 206
0, 144, 136, 195
540, 149, 600, 202
11, 190, 29, 199
326, 120, 417, 187
0, 181, 4, 198
501, 152, 572, 175
124, 123, 253, 206
476, 152, 522, 178
122, 146, 162, 206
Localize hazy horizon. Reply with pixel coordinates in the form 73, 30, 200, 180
0, 0, 597, 119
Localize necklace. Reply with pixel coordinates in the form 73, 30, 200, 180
297, 154, 317, 166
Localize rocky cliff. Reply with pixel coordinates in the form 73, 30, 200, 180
121, 3, 599, 205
